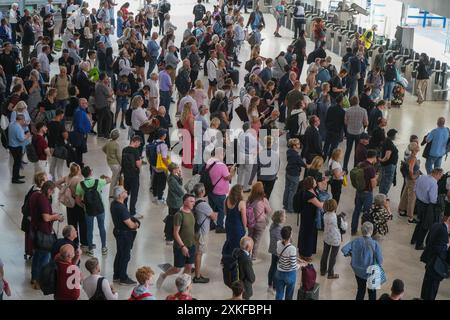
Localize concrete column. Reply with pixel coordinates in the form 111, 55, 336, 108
400, 2, 409, 26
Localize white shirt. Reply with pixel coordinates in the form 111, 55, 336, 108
328, 159, 343, 181
37, 52, 50, 74
131, 107, 149, 131
145, 79, 159, 109
238, 130, 259, 163
207, 58, 218, 82
82, 275, 118, 300
9, 9, 17, 23
119, 58, 133, 76
242, 94, 252, 111
178, 95, 198, 116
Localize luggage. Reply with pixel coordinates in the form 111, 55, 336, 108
301, 263, 317, 291
297, 283, 320, 300
235, 104, 249, 122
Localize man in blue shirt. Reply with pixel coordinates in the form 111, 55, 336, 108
159, 65, 173, 124
411, 168, 444, 250
72, 98, 92, 167
425, 117, 449, 174
147, 32, 160, 79
8, 114, 30, 183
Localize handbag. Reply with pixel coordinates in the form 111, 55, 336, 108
0, 114, 9, 130
342, 175, 348, 187
58, 179, 75, 208
432, 255, 450, 279
34, 229, 57, 252
53, 145, 68, 160
156, 153, 171, 172
366, 241, 386, 290
139, 118, 160, 135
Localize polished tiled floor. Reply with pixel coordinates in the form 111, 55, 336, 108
0, 0, 450, 300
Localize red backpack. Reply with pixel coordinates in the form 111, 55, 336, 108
301, 264, 317, 291
128, 292, 153, 300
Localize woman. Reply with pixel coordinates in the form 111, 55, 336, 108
320, 199, 346, 279
262, 81, 278, 117
32, 15, 43, 39
120, 2, 130, 22
342, 222, 383, 300
298, 176, 323, 261
275, 226, 301, 300
51, 66, 71, 110
165, 163, 185, 244
43, 14, 55, 50
133, 41, 147, 82
101, 129, 121, 198
305, 155, 323, 181
267, 210, 286, 293
222, 184, 247, 256
257, 136, 280, 199
272, 51, 288, 80
30, 181, 64, 289
11, 101, 31, 133
283, 138, 306, 213
56, 163, 87, 250
247, 182, 272, 259
40, 88, 58, 121
130, 95, 148, 155
25, 70, 43, 114
180, 102, 195, 169
216, 59, 228, 90
328, 148, 345, 204
316, 82, 331, 141
398, 142, 421, 223
368, 194, 392, 241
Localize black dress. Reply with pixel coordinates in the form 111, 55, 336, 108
298, 190, 318, 258
133, 48, 146, 68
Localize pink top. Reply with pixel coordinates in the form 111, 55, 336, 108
206, 158, 230, 195
250, 198, 272, 223
193, 88, 207, 108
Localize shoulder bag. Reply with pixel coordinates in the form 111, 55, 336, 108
366, 240, 386, 290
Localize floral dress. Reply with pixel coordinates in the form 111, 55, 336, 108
369, 205, 391, 236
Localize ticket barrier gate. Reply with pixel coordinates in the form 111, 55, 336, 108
339, 30, 351, 56
332, 26, 343, 55
433, 63, 449, 101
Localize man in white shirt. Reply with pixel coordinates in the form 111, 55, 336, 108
37, 45, 51, 82
178, 89, 198, 116
145, 72, 159, 110
242, 86, 256, 112
207, 49, 218, 100
238, 122, 259, 192
234, 17, 245, 56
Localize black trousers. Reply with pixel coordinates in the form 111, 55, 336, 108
96, 108, 113, 138
113, 230, 136, 281
10, 146, 23, 181
330, 179, 343, 204
355, 275, 376, 300
164, 207, 179, 241
323, 131, 341, 158
152, 171, 167, 200
320, 243, 340, 276
67, 204, 88, 246
190, 70, 199, 87
293, 20, 305, 39
411, 201, 430, 248
259, 179, 276, 200
421, 270, 442, 300
124, 175, 140, 216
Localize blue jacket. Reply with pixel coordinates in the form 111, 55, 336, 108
341, 236, 383, 279
73, 107, 91, 134
427, 127, 449, 158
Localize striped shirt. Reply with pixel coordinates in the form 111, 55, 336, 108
345, 105, 368, 135
276, 241, 298, 272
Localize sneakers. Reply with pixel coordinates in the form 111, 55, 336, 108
156, 273, 166, 289
102, 247, 108, 255
119, 278, 137, 286
215, 227, 226, 234
86, 249, 95, 257
134, 214, 144, 219
80, 245, 89, 253
327, 274, 339, 279
193, 275, 210, 284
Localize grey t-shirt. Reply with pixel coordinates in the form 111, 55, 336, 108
94, 82, 111, 110
194, 199, 213, 235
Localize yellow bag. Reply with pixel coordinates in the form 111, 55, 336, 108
156, 153, 171, 172
342, 175, 348, 187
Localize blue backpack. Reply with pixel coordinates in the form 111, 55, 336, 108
146, 141, 164, 166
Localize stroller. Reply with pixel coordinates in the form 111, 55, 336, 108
391, 77, 407, 107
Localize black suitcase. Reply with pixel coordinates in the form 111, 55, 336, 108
228, 69, 239, 85
297, 283, 320, 300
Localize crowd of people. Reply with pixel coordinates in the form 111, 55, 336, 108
0, 0, 449, 301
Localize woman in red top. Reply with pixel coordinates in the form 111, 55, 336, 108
32, 122, 51, 174
30, 181, 64, 289
180, 102, 195, 169
120, 2, 130, 22
54, 244, 81, 300
166, 274, 194, 300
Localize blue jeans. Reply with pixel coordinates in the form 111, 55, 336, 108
352, 191, 373, 233
275, 270, 296, 300
31, 249, 51, 281
425, 156, 443, 175
147, 57, 157, 79
208, 193, 226, 229
283, 174, 299, 213
116, 97, 128, 114
383, 81, 395, 101
379, 164, 396, 196
343, 133, 360, 171
268, 254, 279, 288
85, 212, 107, 250
346, 75, 358, 98
238, 0, 249, 12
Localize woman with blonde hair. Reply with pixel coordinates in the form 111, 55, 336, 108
193, 80, 207, 107
328, 148, 345, 204
11, 101, 31, 132
247, 182, 272, 259
222, 184, 247, 256
130, 95, 147, 154
305, 155, 324, 181
180, 102, 194, 169
56, 162, 88, 249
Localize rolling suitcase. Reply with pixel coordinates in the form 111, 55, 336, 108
297, 283, 320, 300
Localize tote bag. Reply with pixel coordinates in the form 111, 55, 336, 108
156, 153, 171, 172
366, 241, 386, 290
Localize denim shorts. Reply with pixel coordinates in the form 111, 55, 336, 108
173, 244, 196, 268
116, 97, 128, 113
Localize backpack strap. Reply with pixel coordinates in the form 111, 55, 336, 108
94, 277, 104, 296
194, 199, 208, 229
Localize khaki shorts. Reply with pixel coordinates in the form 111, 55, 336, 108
195, 232, 208, 254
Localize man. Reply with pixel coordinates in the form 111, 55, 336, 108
67, 40, 82, 65
207, 49, 218, 100
166, 274, 194, 300
75, 166, 111, 257
193, 183, 218, 283
8, 114, 30, 183
379, 279, 405, 300
47, 111, 67, 180
37, 45, 51, 82
360, 24, 378, 50
229, 280, 245, 300
110, 186, 140, 285
286, 97, 307, 141
378, 129, 399, 196
351, 149, 378, 235
233, 236, 256, 300
94, 73, 114, 138
292, 0, 305, 39
76, 62, 93, 99
193, 105, 209, 174
278, 68, 295, 123
346, 47, 361, 98
0, 42, 20, 94
302, 115, 323, 163
329, 69, 347, 102
58, 49, 75, 76
188, 45, 201, 87
71, 98, 91, 167
284, 80, 302, 118
147, 32, 160, 79
183, 21, 194, 41
368, 100, 385, 135
237, 122, 258, 192
354, 132, 370, 166
343, 96, 368, 172
425, 117, 449, 174
32, 122, 51, 174
411, 168, 444, 250
368, 117, 387, 153
150, 129, 169, 203
175, 59, 191, 102
96, 42, 107, 73
420, 218, 450, 300
54, 244, 81, 300
51, 225, 81, 266
21, 15, 34, 65
193, 0, 206, 23
122, 136, 143, 219
293, 30, 307, 78
323, 94, 346, 158
207, 147, 236, 233
159, 65, 173, 124
307, 41, 327, 65
157, 194, 197, 289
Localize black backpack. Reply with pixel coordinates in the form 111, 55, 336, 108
200, 161, 222, 194
193, 199, 207, 234
26, 140, 39, 163
81, 180, 104, 216
112, 57, 122, 75
21, 187, 36, 232
39, 260, 57, 295
438, 172, 449, 195
193, 4, 205, 20
90, 277, 107, 300
160, 2, 171, 14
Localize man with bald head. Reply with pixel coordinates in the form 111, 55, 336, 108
55, 244, 81, 300
234, 236, 255, 300
72, 97, 92, 167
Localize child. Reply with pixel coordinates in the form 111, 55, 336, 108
129, 266, 156, 300
320, 199, 347, 279
290, 60, 299, 79
267, 210, 286, 294
115, 75, 131, 129
117, 11, 124, 38
366, 67, 384, 101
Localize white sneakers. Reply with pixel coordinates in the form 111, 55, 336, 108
156, 273, 166, 289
